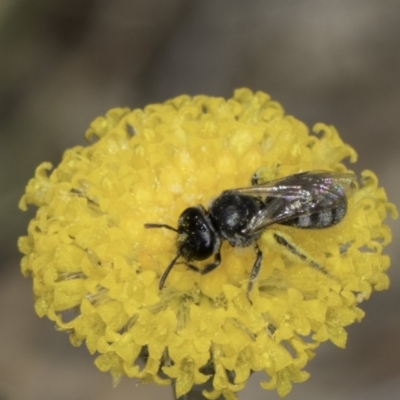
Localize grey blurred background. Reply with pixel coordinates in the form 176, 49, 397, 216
1, 1, 399, 399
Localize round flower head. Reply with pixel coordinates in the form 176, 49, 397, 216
19, 89, 397, 399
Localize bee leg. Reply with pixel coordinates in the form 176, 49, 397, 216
184, 251, 221, 275
251, 173, 260, 186
272, 232, 338, 281
246, 243, 263, 302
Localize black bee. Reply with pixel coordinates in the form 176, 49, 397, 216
144, 171, 356, 297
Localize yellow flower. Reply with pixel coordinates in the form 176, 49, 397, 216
18, 89, 397, 399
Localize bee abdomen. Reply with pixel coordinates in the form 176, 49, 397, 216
285, 199, 347, 229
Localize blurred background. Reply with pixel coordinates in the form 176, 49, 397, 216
1, 0, 399, 399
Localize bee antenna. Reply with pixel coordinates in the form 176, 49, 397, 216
144, 223, 178, 233
159, 252, 181, 290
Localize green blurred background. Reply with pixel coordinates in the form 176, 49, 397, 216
1, 1, 399, 399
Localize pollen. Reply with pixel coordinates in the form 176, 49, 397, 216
18, 89, 397, 399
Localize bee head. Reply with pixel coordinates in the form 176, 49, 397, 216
144, 206, 219, 290
177, 206, 218, 261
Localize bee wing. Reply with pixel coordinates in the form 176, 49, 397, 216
233, 171, 356, 199
232, 171, 357, 234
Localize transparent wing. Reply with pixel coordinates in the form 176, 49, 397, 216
229, 171, 357, 234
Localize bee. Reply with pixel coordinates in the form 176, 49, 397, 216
144, 170, 356, 298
